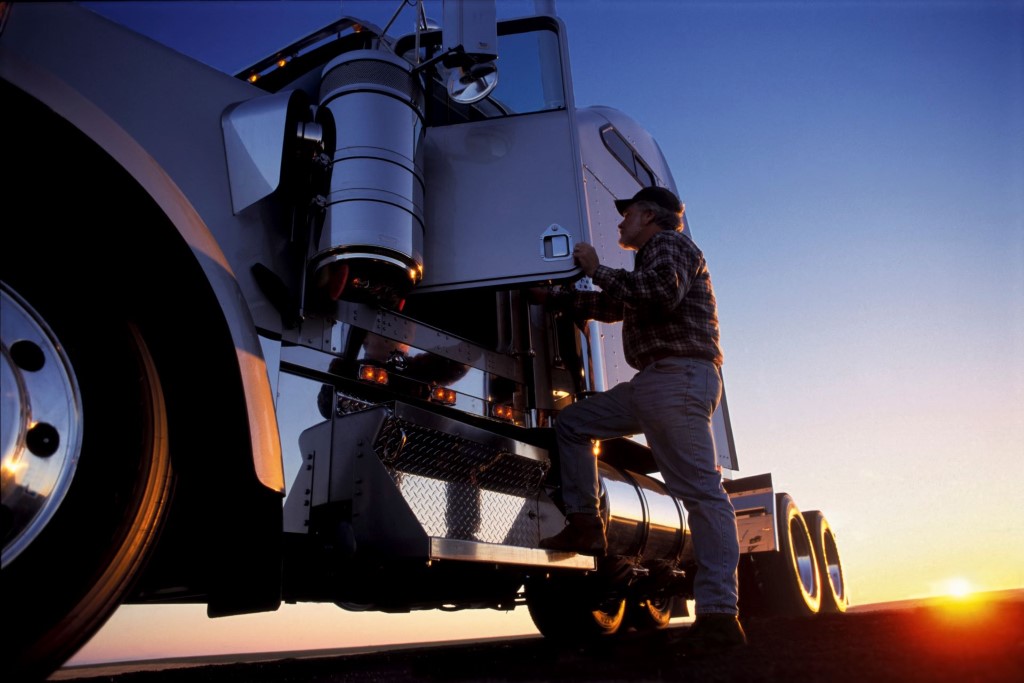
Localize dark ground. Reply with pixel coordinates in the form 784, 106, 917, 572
53, 593, 1024, 683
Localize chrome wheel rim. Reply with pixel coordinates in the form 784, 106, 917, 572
822, 527, 846, 605
790, 514, 819, 604
1, 283, 83, 568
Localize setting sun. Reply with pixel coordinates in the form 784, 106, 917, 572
946, 578, 974, 599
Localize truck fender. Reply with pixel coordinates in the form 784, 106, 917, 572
0, 48, 285, 495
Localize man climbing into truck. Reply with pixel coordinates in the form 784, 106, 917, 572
538, 186, 748, 652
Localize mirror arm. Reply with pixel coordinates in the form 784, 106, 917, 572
411, 45, 467, 75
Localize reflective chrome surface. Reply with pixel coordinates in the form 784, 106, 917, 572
601, 465, 645, 556
396, 472, 540, 545
792, 517, 819, 601
725, 473, 778, 554
821, 521, 847, 607
447, 65, 498, 104
285, 400, 593, 570
221, 89, 318, 214
312, 49, 426, 299
0, 283, 83, 567
600, 463, 685, 561
430, 537, 594, 570
630, 471, 686, 560
284, 299, 528, 425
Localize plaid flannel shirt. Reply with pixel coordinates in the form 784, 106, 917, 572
554, 230, 723, 370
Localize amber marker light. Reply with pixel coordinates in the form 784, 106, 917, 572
492, 404, 514, 421
429, 385, 457, 405
358, 364, 389, 385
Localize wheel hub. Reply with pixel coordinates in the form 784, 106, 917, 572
1, 283, 83, 568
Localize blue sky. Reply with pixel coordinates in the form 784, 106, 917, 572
71, 0, 1023, 664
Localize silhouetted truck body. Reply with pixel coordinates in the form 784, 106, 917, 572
0, 2, 848, 678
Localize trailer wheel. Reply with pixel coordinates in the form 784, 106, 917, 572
804, 510, 848, 613
1, 283, 173, 680
524, 573, 626, 640
625, 595, 674, 631
739, 493, 821, 618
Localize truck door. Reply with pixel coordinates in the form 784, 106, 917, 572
398, 17, 586, 292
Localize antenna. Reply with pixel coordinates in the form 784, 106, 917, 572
380, 0, 416, 38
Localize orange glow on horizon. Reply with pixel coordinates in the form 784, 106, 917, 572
901, 590, 1021, 679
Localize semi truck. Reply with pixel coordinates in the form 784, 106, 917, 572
0, 2, 848, 678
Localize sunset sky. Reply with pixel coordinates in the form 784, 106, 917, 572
68, 0, 1023, 665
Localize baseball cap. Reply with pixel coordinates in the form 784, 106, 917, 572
614, 186, 682, 216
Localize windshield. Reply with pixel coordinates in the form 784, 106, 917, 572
398, 20, 566, 125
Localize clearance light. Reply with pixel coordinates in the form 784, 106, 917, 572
358, 364, 389, 385
247, 73, 259, 83
429, 385, 457, 406
492, 404, 514, 422
277, 58, 288, 68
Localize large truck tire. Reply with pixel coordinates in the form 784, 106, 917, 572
1, 283, 174, 680
738, 492, 821, 618
804, 510, 848, 613
524, 573, 626, 640
625, 595, 675, 631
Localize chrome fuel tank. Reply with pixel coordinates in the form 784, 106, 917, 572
601, 462, 688, 563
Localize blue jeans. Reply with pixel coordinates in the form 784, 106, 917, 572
554, 357, 740, 616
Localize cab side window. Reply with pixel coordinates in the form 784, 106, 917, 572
601, 125, 655, 187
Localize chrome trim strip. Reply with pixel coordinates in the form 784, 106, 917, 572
429, 537, 595, 570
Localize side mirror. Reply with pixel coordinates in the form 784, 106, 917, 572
447, 61, 498, 104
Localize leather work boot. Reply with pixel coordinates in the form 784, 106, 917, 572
538, 513, 607, 556
676, 613, 748, 655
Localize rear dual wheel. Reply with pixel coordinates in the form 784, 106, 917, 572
805, 510, 848, 613
739, 492, 822, 617
625, 595, 674, 631
525, 573, 626, 640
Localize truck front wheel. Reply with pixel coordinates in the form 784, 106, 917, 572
1, 283, 174, 680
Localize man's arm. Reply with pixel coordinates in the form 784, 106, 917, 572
592, 237, 697, 309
